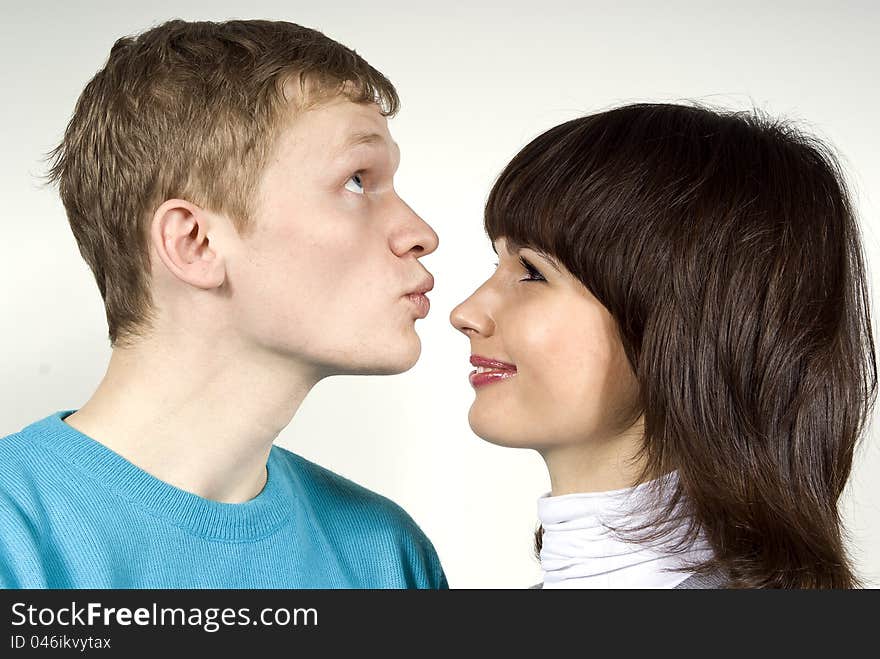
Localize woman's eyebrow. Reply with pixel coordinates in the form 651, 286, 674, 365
495, 239, 562, 273
526, 250, 561, 273
507, 243, 562, 274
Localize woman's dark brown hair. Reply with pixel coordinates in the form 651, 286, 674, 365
485, 103, 877, 588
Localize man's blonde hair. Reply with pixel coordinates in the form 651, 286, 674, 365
47, 19, 399, 346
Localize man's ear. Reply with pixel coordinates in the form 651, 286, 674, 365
150, 199, 226, 289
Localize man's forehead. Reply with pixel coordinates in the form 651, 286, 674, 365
338, 109, 397, 151
313, 98, 392, 149
278, 99, 399, 166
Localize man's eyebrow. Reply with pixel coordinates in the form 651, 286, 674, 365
339, 131, 386, 153
335, 131, 400, 171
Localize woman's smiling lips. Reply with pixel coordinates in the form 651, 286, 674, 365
469, 354, 517, 388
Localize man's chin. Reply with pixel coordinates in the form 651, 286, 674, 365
371, 351, 421, 376
338, 342, 422, 376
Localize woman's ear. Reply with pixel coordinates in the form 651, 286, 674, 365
150, 199, 226, 289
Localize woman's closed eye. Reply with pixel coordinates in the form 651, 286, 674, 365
518, 256, 545, 282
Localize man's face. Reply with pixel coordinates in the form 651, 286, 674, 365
224, 97, 438, 378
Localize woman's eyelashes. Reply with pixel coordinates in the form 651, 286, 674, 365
344, 172, 365, 195
518, 256, 545, 282
492, 257, 546, 282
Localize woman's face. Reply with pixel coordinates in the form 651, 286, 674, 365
449, 237, 642, 453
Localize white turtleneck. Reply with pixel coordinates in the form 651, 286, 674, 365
537, 472, 714, 589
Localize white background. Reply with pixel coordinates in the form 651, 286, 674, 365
1, 0, 878, 588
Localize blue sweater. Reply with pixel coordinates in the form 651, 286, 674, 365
0, 411, 448, 589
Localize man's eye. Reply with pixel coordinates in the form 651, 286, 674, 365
344, 173, 365, 194
519, 256, 545, 282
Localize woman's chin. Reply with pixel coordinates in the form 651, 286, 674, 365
467, 409, 537, 450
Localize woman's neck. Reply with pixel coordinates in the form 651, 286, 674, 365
539, 415, 648, 495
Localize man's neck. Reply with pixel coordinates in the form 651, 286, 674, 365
64, 334, 320, 503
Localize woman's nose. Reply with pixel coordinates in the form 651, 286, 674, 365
450, 285, 495, 338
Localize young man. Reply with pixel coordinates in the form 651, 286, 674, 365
0, 19, 445, 588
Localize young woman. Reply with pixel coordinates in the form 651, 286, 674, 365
450, 103, 876, 588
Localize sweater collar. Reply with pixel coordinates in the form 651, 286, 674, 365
28, 410, 294, 542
